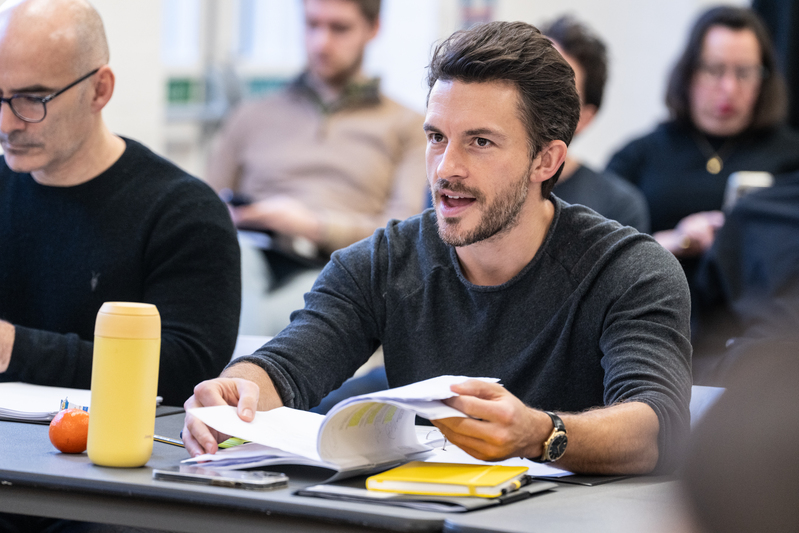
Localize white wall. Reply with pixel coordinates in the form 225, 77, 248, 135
93, 0, 165, 154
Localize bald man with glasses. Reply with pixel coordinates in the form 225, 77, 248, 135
0, 0, 241, 424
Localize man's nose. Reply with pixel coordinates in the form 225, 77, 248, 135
308, 27, 333, 53
0, 101, 25, 134
436, 143, 467, 180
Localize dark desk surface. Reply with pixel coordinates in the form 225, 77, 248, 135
0, 413, 689, 533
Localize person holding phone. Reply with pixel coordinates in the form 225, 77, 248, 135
607, 6, 799, 263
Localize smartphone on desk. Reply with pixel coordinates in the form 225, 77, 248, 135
152, 465, 288, 491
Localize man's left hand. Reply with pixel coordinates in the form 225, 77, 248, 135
0, 320, 14, 373
432, 380, 552, 461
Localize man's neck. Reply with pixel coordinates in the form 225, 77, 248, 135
32, 124, 126, 187
305, 69, 366, 106
454, 197, 555, 286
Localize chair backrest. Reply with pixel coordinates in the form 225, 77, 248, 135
690, 385, 725, 430
231, 335, 272, 360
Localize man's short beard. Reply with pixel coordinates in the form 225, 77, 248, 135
435, 163, 531, 247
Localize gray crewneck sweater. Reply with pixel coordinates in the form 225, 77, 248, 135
235, 198, 692, 472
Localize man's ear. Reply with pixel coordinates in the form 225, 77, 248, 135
89, 65, 115, 113
366, 17, 380, 41
530, 140, 569, 184
574, 103, 598, 136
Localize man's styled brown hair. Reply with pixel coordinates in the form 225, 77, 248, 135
666, 6, 787, 132
542, 15, 608, 110
427, 21, 580, 198
350, 0, 380, 25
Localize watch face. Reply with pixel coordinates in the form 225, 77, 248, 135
547, 433, 568, 461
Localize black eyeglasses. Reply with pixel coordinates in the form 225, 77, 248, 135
0, 67, 101, 123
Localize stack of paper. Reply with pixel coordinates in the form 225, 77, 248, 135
0, 383, 92, 422
0, 382, 163, 422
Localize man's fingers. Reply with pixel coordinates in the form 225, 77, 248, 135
232, 378, 261, 422
449, 379, 505, 399
182, 413, 219, 457
445, 383, 510, 421
182, 378, 261, 457
433, 415, 493, 442
432, 419, 504, 461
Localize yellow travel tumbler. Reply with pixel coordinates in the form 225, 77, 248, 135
87, 302, 161, 467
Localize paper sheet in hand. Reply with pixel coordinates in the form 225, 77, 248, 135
187, 375, 498, 480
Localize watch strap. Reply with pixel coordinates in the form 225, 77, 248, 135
545, 411, 565, 432
530, 411, 567, 463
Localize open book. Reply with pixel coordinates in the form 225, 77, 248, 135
185, 375, 498, 481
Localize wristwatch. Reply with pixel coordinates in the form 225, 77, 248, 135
532, 411, 568, 463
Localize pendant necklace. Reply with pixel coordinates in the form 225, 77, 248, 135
693, 132, 737, 175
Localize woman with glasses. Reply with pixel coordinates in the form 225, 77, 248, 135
607, 6, 799, 261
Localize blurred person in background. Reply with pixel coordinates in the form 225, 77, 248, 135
543, 15, 650, 233
206, 0, 426, 336
691, 170, 799, 383
682, 340, 799, 532
607, 6, 799, 278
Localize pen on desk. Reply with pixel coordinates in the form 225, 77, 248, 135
154, 434, 248, 449
153, 435, 184, 448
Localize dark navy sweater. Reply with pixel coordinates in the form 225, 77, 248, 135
0, 138, 241, 406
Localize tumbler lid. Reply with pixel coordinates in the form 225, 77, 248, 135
94, 302, 161, 339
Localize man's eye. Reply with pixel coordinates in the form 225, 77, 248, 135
429, 133, 444, 143
475, 138, 490, 147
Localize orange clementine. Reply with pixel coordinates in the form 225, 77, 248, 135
49, 408, 90, 453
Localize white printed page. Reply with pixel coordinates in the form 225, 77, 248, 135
315, 376, 499, 468
328, 375, 500, 420
424, 442, 572, 477
188, 405, 324, 462
317, 401, 429, 468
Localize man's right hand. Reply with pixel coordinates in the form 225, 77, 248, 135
182, 377, 261, 457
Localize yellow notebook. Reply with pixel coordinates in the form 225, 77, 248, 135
366, 462, 528, 498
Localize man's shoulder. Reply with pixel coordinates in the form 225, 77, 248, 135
336, 210, 444, 269
586, 167, 648, 202
362, 209, 440, 251
225, 89, 305, 123
551, 198, 677, 278
117, 138, 222, 205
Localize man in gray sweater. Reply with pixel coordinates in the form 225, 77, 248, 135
184, 21, 692, 475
